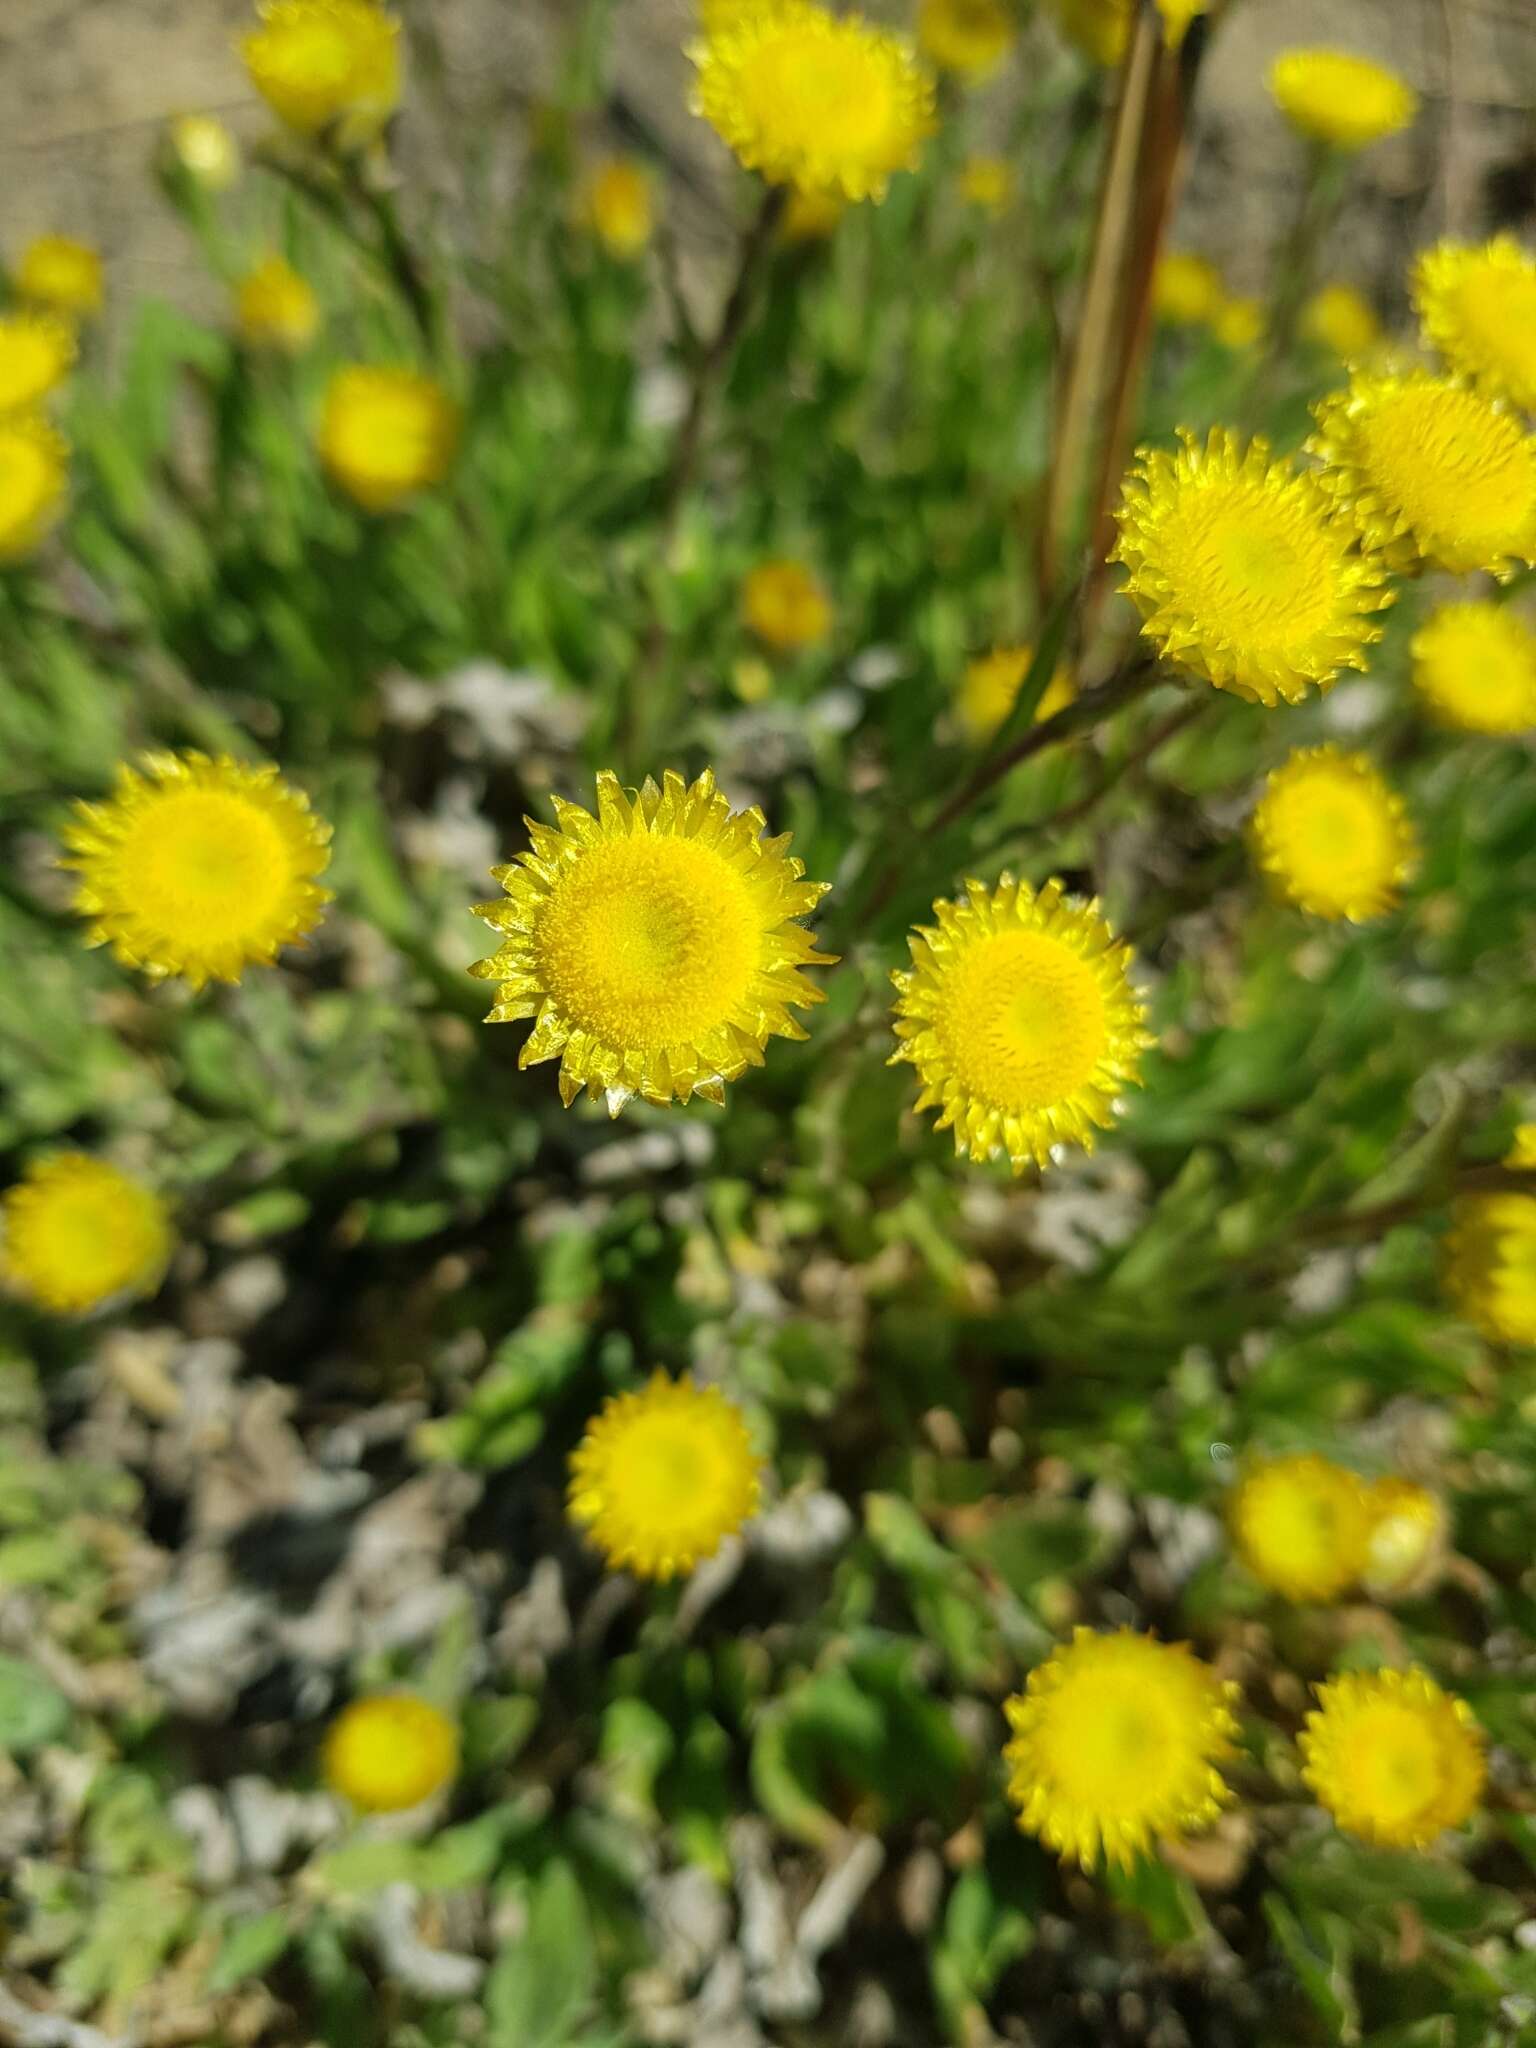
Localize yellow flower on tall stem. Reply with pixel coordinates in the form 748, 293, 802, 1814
323, 1694, 459, 1811
0, 415, 69, 562
13, 236, 104, 320
1300, 1668, 1484, 1849
241, 0, 402, 150
578, 158, 656, 259
318, 366, 459, 512
0, 312, 76, 415
1413, 236, 1536, 415
1442, 1192, 1536, 1348
236, 254, 321, 351
1410, 602, 1536, 737
1300, 282, 1381, 359
1227, 1453, 1370, 1602
1, 1155, 173, 1316
1250, 746, 1417, 922
1268, 48, 1418, 151
917, 0, 1016, 82
742, 558, 833, 652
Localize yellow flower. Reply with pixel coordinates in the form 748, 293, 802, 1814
1110, 428, 1393, 707
917, 0, 1015, 81
471, 770, 836, 1113
1003, 1629, 1238, 1871
1410, 601, 1536, 736
578, 157, 656, 258
241, 0, 401, 150
0, 312, 76, 415
1268, 48, 1418, 152
1, 1155, 173, 1316
236, 254, 321, 351
1309, 368, 1536, 578
891, 875, 1150, 1175
956, 646, 1074, 740
778, 188, 846, 243
1227, 1453, 1370, 1603
1443, 1192, 1536, 1348
691, 0, 935, 203
1301, 282, 1382, 359
14, 236, 103, 320
1362, 1478, 1448, 1599
568, 1372, 764, 1580
1413, 236, 1536, 415
318, 366, 460, 512
1250, 745, 1417, 923
959, 156, 1012, 215
1211, 294, 1263, 351
1047, 0, 1206, 64
323, 1694, 459, 1812
742, 558, 833, 652
1152, 251, 1225, 328
62, 751, 333, 990
1300, 1668, 1484, 1849
0, 415, 69, 563
167, 113, 242, 190
1508, 1125, 1536, 1170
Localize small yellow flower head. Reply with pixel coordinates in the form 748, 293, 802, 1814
778, 188, 846, 243
14, 236, 103, 320
1, 1155, 173, 1317
1309, 368, 1536, 579
167, 113, 243, 190
1413, 235, 1536, 415
1004, 1629, 1239, 1871
1410, 601, 1536, 737
1110, 428, 1393, 707
1227, 1453, 1370, 1603
1362, 1478, 1449, 1599
318, 366, 460, 513
1268, 48, 1418, 152
0, 415, 69, 563
568, 1372, 764, 1581
1443, 1192, 1536, 1348
1300, 1668, 1484, 1849
1301, 282, 1382, 360
1250, 746, 1417, 923
959, 156, 1012, 215
957, 646, 1074, 740
0, 312, 76, 415
578, 157, 656, 259
1152, 251, 1225, 329
236, 254, 321, 352
742, 558, 833, 652
918, 0, 1016, 81
62, 751, 333, 990
691, 0, 936, 203
1048, 0, 1205, 64
471, 770, 836, 1114
323, 1694, 459, 1812
1211, 295, 1264, 352
1508, 1124, 1536, 1171
891, 875, 1150, 1175
242, 0, 401, 150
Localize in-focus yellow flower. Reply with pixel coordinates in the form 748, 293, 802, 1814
1227, 1453, 1370, 1602
578, 157, 655, 258
568, 1372, 763, 1580
1310, 368, 1536, 578
1410, 601, 1536, 736
1048, 0, 1206, 64
1362, 1477, 1448, 1599
1250, 745, 1417, 922
1152, 251, 1225, 328
0, 312, 76, 415
323, 1694, 459, 1812
691, 0, 936, 203
1268, 48, 1418, 151
242, 0, 401, 150
1, 1154, 173, 1316
236, 254, 321, 351
742, 558, 833, 651
1301, 281, 1382, 360
959, 156, 1012, 215
891, 875, 1149, 1174
1211, 294, 1263, 351
1300, 1668, 1484, 1849
13, 236, 103, 320
918, 0, 1015, 81
471, 770, 836, 1113
1111, 427, 1393, 707
318, 365, 460, 512
1413, 235, 1536, 415
62, 752, 333, 990
1443, 1192, 1536, 1348
0, 415, 69, 563
779, 188, 846, 243
1003, 1629, 1238, 1871
957, 646, 1074, 740
167, 113, 242, 190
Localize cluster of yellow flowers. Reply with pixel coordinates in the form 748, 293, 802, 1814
0, 234, 88, 563
1230, 1453, 1447, 1603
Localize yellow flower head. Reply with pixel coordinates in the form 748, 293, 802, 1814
62, 751, 333, 990
0, 312, 76, 415
918, 0, 1016, 81
1300, 1667, 1484, 1849
1250, 745, 1417, 922
1443, 1192, 1536, 1348
323, 1694, 459, 1812
960, 156, 1012, 215
568, 1372, 764, 1580
1410, 601, 1536, 737
1301, 281, 1382, 360
1508, 1124, 1536, 1171
1, 1154, 173, 1316
779, 188, 846, 243
1153, 251, 1225, 329
236, 254, 321, 352
1004, 1629, 1239, 1871
1362, 1477, 1448, 1599
957, 646, 1074, 740
318, 365, 460, 513
742, 557, 833, 652
1309, 367, 1536, 579
891, 875, 1150, 1175
471, 770, 836, 1114
1211, 295, 1264, 352
1048, 0, 1205, 64
1227, 1452, 1370, 1603
691, 0, 936, 203
1413, 235, 1536, 415
1110, 428, 1393, 707
242, 0, 401, 149
0, 415, 69, 563
14, 236, 103, 320
578, 157, 656, 258
167, 113, 242, 190
1268, 48, 1418, 152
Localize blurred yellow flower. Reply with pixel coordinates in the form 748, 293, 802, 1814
1362, 1477, 1448, 1599
578, 157, 655, 258
1152, 251, 1225, 328
1048, 0, 1207, 64
318, 365, 459, 512
1301, 281, 1381, 359
62, 751, 333, 990
14, 235, 103, 320
471, 770, 836, 1113
1, 1155, 172, 1317
779, 188, 846, 243
1111, 427, 1393, 707
1410, 601, 1536, 736
957, 646, 1074, 739
323, 1695, 459, 1811
1508, 1125, 1536, 1171
1003, 1629, 1238, 1870
742, 557, 833, 651
1228, 1452, 1370, 1602
0, 415, 69, 563
1250, 746, 1417, 922
1211, 294, 1263, 351
1300, 1668, 1484, 1849
1443, 1192, 1536, 1348
891, 875, 1149, 1174
167, 113, 242, 189
242, 0, 401, 150
1413, 235, 1536, 415
568, 1372, 763, 1580
691, 0, 935, 203
959, 156, 1012, 214
918, 0, 1015, 81
236, 254, 321, 351
1268, 48, 1418, 152
0, 312, 76, 415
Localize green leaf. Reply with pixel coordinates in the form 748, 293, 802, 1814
205, 1909, 292, 1993
484, 1861, 596, 2048
0, 1652, 71, 1752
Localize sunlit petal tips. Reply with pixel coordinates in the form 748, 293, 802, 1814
1250, 746, 1418, 922
1300, 1668, 1484, 1849
1, 1154, 173, 1316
